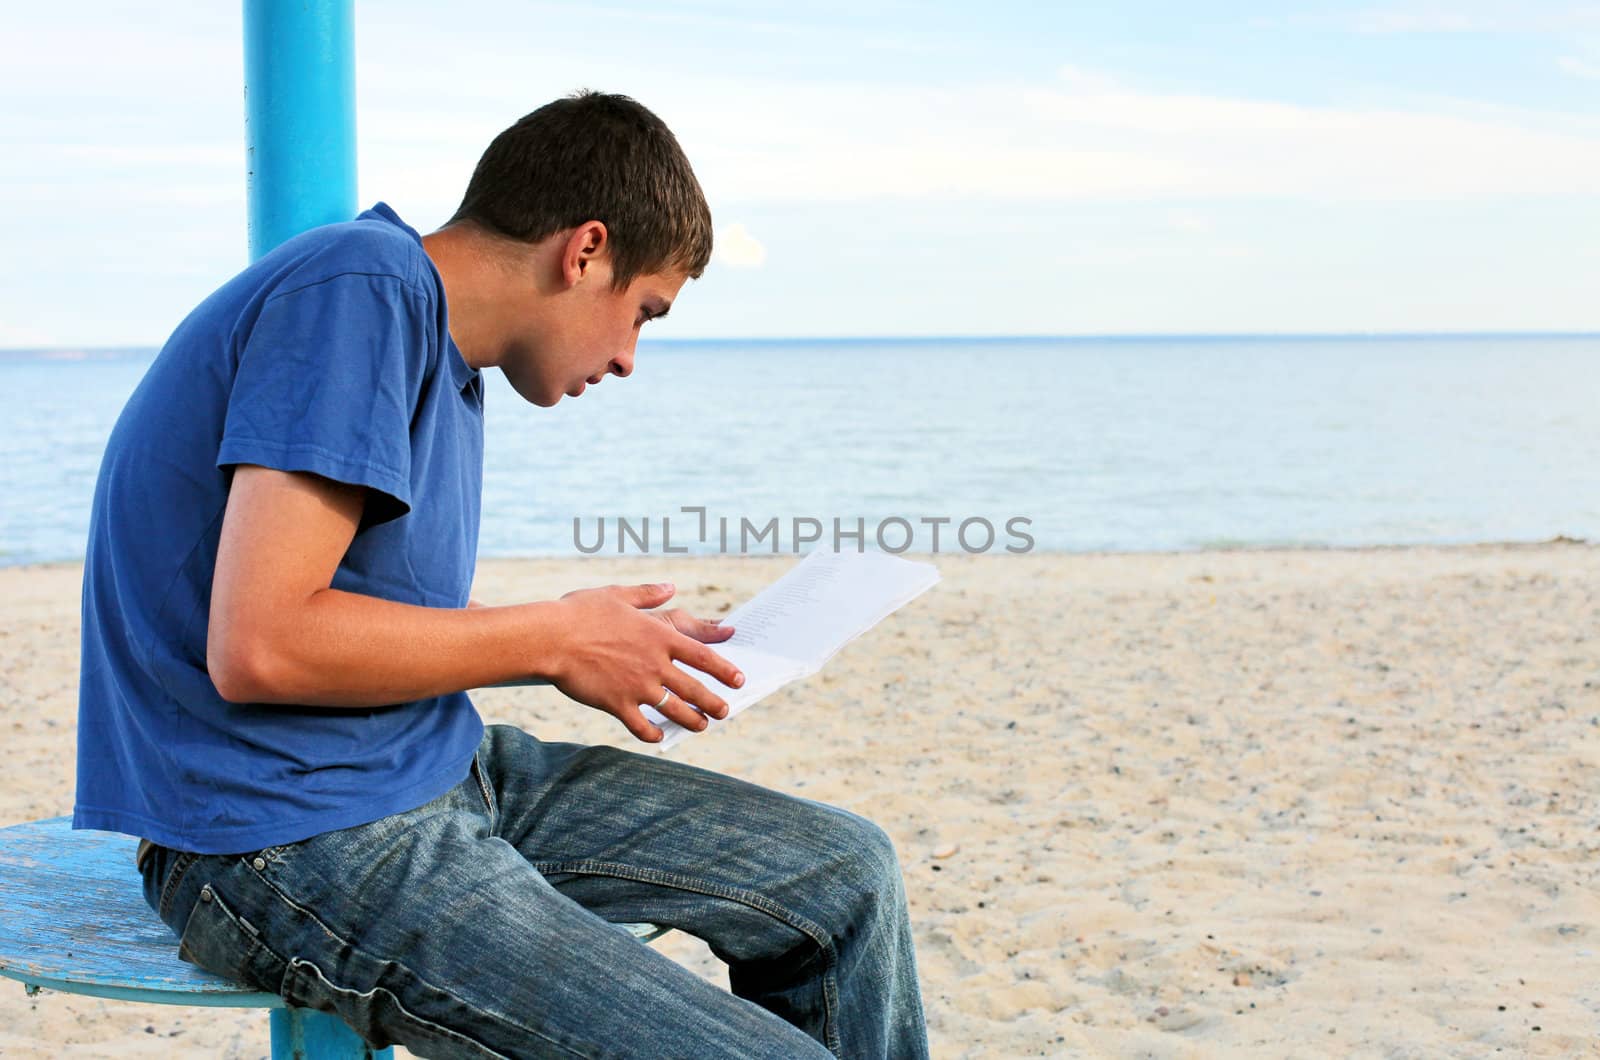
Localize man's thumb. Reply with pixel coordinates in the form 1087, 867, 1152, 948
629, 581, 675, 608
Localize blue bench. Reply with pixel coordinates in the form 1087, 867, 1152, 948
0, 816, 667, 1059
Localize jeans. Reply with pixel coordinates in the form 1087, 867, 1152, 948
138, 724, 930, 1059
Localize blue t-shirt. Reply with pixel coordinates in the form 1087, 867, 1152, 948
74, 203, 486, 854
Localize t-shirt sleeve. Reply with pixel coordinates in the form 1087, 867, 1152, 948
217, 273, 433, 529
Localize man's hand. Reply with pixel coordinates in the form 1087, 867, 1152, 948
547, 582, 743, 743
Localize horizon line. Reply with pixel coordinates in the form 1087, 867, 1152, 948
2, 328, 1598, 356
647, 329, 1600, 345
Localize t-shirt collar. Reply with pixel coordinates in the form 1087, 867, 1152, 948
363, 201, 480, 396
364, 200, 422, 243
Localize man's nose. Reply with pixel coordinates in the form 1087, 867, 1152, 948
609, 349, 634, 378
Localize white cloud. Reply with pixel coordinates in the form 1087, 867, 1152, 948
1558, 55, 1600, 79
1056, 64, 1124, 94
1053, 242, 1257, 267
3, 3, 1599, 342
1266, 3, 1600, 34
1167, 210, 1214, 234
714, 223, 767, 268
0, 322, 60, 347
231, 18, 1600, 215
659, 76, 1600, 205
1347, 7, 1504, 33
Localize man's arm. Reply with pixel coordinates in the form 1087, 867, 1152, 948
207, 465, 741, 742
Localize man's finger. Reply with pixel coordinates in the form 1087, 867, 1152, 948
616, 705, 664, 744
663, 668, 727, 720
673, 637, 744, 690
667, 610, 735, 643
622, 581, 676, 609
650, 688, 709, 733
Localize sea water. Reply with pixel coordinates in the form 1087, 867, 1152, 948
3, 335, 1597, 565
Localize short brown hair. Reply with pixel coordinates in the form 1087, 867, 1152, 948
450, 91, 713, 288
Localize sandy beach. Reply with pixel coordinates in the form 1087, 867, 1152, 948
2, 543, 1598, 1058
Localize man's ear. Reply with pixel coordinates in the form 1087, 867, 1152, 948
560, 221, 609, 289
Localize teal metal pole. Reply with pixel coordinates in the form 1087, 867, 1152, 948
243, 0, 357, 261
271, 1007, 394, 1060
244, 5, 370, 1052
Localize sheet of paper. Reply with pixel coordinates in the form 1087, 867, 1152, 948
644, 549, 941, 749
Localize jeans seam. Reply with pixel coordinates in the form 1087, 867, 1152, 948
256, 871, 604, 1057
157, 850, 199, 922
471, 751, 497, 819
287, 957, 521, 1060
252, 871, 349, 949
532, 858, 842, 1055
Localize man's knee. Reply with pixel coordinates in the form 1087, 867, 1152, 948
806, 803, 908, 909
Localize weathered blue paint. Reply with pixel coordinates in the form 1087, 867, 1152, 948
244, 0, 357, 260
0, 817, 393, 1057
0, 816, 280, 1007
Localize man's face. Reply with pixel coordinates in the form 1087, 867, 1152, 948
503, 259, 687, 407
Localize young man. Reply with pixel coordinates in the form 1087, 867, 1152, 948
74, 92, 929, 1058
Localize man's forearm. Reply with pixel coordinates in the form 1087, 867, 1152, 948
210, 589, 564, 708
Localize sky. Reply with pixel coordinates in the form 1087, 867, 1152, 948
2, 0, 1598, 345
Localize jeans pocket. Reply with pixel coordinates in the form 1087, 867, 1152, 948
175, 885, 288, 994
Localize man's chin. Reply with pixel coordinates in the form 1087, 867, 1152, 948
500, 366, 564, 407
514, 380, 565, 408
